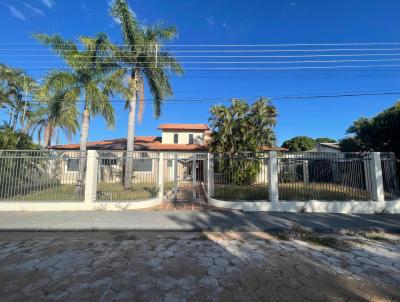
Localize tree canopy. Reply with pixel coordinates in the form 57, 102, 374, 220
209, 98, 277, 154
0, 125, 38, 150
209, 98, 277, 185
281, 136, 337, 151
340, 101, 400, 157
281, 136, 316, 151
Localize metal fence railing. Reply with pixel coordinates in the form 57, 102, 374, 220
0, 150, 86, 201
381, 153, 400, 200
210, 153, 269, 201
1, 150, 399, 204
163, 152, 208, 201
96, 151, 159, 201
277, 152, 372, 201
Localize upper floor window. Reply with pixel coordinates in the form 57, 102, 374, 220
188, 134, 194, 144
174, 133, 179, 144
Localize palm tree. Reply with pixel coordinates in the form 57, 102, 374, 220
34, 33, 129, 193
111, 0, 183, 189
0, 64, 36, 131
29, 88, 79, 147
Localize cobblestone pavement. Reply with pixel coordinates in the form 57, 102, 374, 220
0, 231, 399, 301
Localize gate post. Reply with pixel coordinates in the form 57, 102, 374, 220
158, 152, 164, 200
193, 154, 197, 199
368, 152, 385, 202
207, 153, 214, 197
173, 154, 178, 200
268, 151, 279, 207
84, 150, 98, 204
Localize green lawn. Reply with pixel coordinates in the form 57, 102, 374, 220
97, 182, 158, 201
213, 182, 370, 201
5, 184, 84, 201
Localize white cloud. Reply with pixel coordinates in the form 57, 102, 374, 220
206, 16, 216, 26
24, 3, 45, 16
41, 0, 55, 9
7, 5, 26, 20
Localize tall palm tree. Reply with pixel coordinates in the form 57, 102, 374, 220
0, 64, 36, 131
29, 88, 79, 147
34, 33, 129, 192
111, 0, 184, 189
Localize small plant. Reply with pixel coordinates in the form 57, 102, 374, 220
292, 226, 337, 248
298, 205, 307, 213
273, 231, 291, 241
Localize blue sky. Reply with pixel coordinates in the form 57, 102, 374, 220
1, 0, 400, 145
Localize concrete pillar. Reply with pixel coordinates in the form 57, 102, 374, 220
207, 153, 214, 197
158, 152, 164, 200
193, 154, 197, 199
302, 160, 309, 185
84, 150, 98, 204
268, 151, 279, 205
368, 152, 385, 202
173, 154, 178, 200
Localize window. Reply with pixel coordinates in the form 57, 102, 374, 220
133, 153, 153, 172
188, 134, 194, 144
167, 160, 172, 168
101, 158, 117, 166
67, 159, 79, 172
100, 153, 118, 166
173, 133, 179, 144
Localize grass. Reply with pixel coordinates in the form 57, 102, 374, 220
274, 226, 338, 248
213, 182, 370, 201
6, 184, 83, 201
4, 181, 159, 202
97, 182, 158, 201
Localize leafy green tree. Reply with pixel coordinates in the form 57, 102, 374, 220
281, 136, 316, 151
340, 101, 400, 157
34, 33, 129, 192
0, 125, 38, 150
209, 98, 277, 185
111, 0, 183, 189
315, 137, 337, 143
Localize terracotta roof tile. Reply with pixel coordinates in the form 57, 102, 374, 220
158, 124, 209, 131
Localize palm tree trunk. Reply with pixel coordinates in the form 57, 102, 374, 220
43, 122, 53, 148
124, 75, 137, 190
77, 107, 90, 194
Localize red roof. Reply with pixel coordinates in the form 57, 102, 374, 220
158, 124, 209, 131
49, 136, 207, 151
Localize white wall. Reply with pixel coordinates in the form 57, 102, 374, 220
162, 131, 204, 144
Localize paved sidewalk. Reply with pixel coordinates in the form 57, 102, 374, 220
0, 211, 399, 232
1, 231, 399, 301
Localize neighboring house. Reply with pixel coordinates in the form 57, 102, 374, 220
49, 124, 286, 185
315, 143, 341, 153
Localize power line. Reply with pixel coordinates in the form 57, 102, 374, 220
12, 90, 400, 104
9, 64, 400, 70
3, 53, 400, 58
3, 48, 400, 53
7, 58, 400, 64
2, 42, 400, 46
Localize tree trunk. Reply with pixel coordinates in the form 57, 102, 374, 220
124, 75, 137, 190
76, 107, 90, 194
43, 122, 53, 148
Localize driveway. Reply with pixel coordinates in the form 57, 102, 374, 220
0, 231, 399, 301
